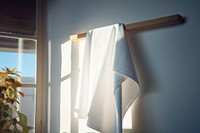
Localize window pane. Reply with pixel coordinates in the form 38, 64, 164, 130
18, 87, 36, 133
0, 36, 37, 84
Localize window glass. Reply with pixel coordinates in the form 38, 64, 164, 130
0, 36, 37, 84
18, 87, 36, 133
0, 35, 37, 132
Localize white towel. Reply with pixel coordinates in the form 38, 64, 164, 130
74, 24, 139, 133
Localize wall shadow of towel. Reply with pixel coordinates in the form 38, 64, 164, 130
126, 32, 157, 94
126, 32, 157, 133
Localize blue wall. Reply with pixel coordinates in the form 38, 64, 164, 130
47, 0, 200, 132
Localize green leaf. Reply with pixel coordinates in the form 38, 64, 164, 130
0, 93, 5, 98
5, 67, 9, 72
0, 129, 12, 133
17, 112, 27, 126
3, 112, 9, 118
3, 105, 10, 111
5, 108, 12, 120
23, 126, 34, 133
12, 118, 17, 125
7, 77, 14, 83
17, 112, 34, 133
17, 91, 24, 97
0, 120, 6, 127
15, 129, 23, 133
1, 67, 6, 72
0, 86, 6, 93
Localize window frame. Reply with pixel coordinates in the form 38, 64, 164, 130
0, 0, 47, 132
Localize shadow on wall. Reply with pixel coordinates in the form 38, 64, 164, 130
126, 32, 157, 133
125, 17, 186, 132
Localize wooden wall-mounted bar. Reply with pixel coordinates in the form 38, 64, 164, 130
70, 14, 184, 40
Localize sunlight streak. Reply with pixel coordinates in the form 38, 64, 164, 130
60, 78, 71, 133
60, 40, 72, 132
61, 41, 72, 78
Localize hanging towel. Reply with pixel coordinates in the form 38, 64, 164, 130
74, 23, 139, 133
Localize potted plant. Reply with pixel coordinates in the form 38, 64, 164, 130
0, 67, 33, 133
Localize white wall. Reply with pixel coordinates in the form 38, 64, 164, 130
47, 0, 200, 133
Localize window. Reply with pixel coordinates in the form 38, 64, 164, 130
0, 0, 47, 132
0, 35, 37, 132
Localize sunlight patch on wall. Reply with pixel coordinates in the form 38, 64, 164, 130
60, 78, 71, 133
60, 40, 72, 132
47, 40, 51, 133
61, 41, 72, 78
48, 40, 51, 83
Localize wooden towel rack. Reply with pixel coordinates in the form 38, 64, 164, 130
70, 14, 184, 40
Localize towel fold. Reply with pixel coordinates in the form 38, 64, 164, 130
74, 24, 139, 133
